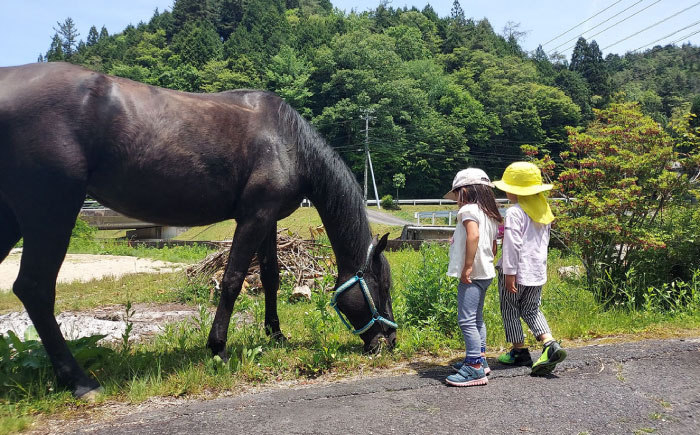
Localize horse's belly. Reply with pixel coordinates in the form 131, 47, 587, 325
87, 177, 236, 226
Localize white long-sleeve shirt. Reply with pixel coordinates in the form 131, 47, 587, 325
497, 204, 550, 286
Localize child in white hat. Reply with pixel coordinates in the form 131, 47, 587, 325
493, 162, 566, 376
443, 168, 502, 387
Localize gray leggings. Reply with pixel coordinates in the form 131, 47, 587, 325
457, 279, 492, 364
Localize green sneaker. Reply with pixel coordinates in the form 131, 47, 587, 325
497, 348, 533, 367
531, 341, 567, 376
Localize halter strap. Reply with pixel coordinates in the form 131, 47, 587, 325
330, 242, 398, 335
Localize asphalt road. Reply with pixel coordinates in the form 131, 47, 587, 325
365, 209, 413, 226
66, 338, 699, 435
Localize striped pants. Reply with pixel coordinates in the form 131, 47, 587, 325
497, 269, 551, 344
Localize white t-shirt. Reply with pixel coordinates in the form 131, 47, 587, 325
447, 204, 499, 280
496, 204, 550, 286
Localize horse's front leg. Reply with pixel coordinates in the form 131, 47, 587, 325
258, 226, 285, 341
207, 216, 275, 359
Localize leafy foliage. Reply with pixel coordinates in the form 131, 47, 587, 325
0, 330, 112, 398
400, 243, 458, 335
554, 103, 700, 306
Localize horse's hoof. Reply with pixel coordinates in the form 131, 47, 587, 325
271, 331, 288, 343
75, 385, 104, 402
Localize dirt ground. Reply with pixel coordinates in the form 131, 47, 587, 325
0, 303, 219, 343
0, 249, 184, 293
0, 250, 200, 342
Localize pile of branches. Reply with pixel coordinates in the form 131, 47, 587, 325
186, 228, 334, 298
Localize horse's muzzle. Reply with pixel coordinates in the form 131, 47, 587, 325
364, 329, 397, 353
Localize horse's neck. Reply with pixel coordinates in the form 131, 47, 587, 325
317, 203, 371, 275
304, 157, 371, 275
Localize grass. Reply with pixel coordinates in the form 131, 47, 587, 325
67, 238, 215, 264
168, 205, 450, 241
2, 237, 700, 432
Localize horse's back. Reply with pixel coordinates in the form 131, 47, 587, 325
0, 63, 96, 110
0, 63, 305, 225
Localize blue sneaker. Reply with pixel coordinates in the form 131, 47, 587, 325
446, 364, 488, 387
453, 357, 491, 375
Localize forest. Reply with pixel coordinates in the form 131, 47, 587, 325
40, 0, 700, 198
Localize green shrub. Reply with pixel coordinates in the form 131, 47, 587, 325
650, 204, 700, 283
380, 194, 399, 210
399, 243, 458, 336
71, 217, 97, 240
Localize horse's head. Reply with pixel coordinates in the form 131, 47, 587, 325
332, 233, 397, 353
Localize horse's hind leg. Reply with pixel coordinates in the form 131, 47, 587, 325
258, 227, 285, 341
0, 199, 21, 263
207, 214, 277, 359
11, 188, 101, 398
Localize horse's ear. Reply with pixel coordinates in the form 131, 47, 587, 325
374, 233, 389, 257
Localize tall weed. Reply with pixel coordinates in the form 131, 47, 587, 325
400, 243, 459, 336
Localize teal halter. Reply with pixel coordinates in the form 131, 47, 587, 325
330, 243, 398, 335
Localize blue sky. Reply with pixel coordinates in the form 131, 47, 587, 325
2, 1, 699, 67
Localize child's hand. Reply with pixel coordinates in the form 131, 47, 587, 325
505, 274, 517, 293
449, 236, 454, 245
460, 266, 473, 284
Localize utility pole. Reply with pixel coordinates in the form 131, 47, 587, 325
361, 109, 381, 210
364, 112, 370, 204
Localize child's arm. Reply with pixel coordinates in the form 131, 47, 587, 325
461, 219, 479, 284
502, 210, 523, 293
492, 239, 497, 257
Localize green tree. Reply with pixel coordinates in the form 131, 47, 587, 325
691, 95, 700, 129
87, 26, 99, 46
172, 21, 222, 68
555, 103, 699, 306
54, 17, 80, 58
386, 25, 431, 61
392, 173, 406, 200
443, 0, 469, 53
555, 69, 592, 121
570, 37, 611, 105
46, 34, 65, 62
199, 59, 260, 92
265, 45, 314, 117
172, 0, 216, 35
216, 0, 243, 39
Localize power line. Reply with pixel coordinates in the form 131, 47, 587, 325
602, 1, 700, 50
548, 0, 647, 54
541, 0, 624, 47
630, 20, 700, 52
557, 0, 663, 53
669, 27, 700, 44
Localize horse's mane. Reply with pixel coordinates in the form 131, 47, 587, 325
277, 100, 372, 266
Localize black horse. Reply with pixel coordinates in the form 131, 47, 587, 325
0, 62, 396, 398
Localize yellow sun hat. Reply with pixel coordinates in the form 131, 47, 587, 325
494, 162, 555, 224
492, 161, 553, 196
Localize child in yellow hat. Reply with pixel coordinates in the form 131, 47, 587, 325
493, 162, 566, 376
